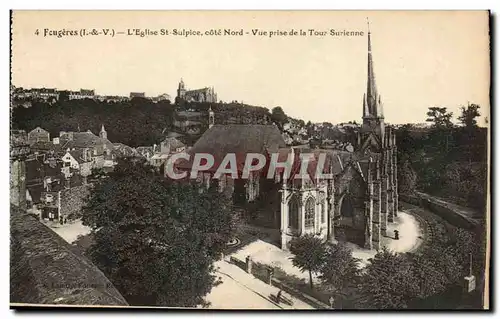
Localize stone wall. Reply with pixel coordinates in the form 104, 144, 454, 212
400, 193, 479, 230
10, 160, 27, 210
60, 185, 91, 219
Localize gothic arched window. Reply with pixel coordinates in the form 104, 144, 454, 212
305, 197, 315, 229
288, 195, 299, 229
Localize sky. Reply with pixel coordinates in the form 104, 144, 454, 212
11, 10, 490, 125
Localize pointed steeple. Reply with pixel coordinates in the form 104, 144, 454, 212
363, 93, 369, 117
359, 19, 386, 153
364, 18, 383, 119
99, 124, 107, 140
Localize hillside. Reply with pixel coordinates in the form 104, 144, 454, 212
12, 98, 272, 147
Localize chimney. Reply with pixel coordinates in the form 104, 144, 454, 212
53, 137, 60, 145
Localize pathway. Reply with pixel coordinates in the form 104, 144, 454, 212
48, 220, 91, 244
206, 260, 315, 309
344, 211, 425, 267
416, 191, 483, 222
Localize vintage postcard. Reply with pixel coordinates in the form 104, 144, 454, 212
9, 10, 491, 310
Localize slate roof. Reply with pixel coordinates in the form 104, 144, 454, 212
274, 148, 353, 184
136, 146, 155, 157
151, 153, 170, 160
28, 127, 49, 135
177, 124, 286, 172
63, 132, 113, 151
26, 156, 64, 184
10, 207, 128, 306
68, 150, 85, 164
162, 137, 185, 151
26, 185, 43, 204
30, 141, 66, 155
112, 143, 138, 157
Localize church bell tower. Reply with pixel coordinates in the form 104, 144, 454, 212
177, 78, 186, 100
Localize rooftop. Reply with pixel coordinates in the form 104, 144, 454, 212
10, 207, 128, 306
177, 124, 286, 173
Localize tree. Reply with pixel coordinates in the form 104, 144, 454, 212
289, 234, 326, 289
447, 227, 486, 279
406, 250, 450, 299
426, 107, 454, 129
81, 157, 235, 307
426, 107, 454, 152
356, 248, 418, 309
306, 121, 315, 136
319, 242, 361, 305
458, 103, 481, 129
270, 106, 288, 130
398, 159, 417, 194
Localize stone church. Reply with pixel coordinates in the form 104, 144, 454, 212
278, 28, 399, 251
174, 28, 398, 251
176, 78, 218, 103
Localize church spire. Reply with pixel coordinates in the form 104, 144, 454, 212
365, 18, 383, 119
359, 18, 386, 152
99, 124, 107, 140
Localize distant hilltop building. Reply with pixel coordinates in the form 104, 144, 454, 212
130, 92, 146, 99
151, 93, 172, 103
68, 89, 95, 100
12, 88, 59, 102
176, 78, 217, 103
12, 87, 169, 104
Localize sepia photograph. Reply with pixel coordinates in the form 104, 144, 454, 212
9, 10, 491, 310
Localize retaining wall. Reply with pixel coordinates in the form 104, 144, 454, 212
400, 193, 479, 230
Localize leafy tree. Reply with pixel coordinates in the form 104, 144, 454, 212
458, 103, 481, 129
398, 159, 417, 194
447, 227, 487, 279
426, 107, 454, 129
12, 98, 273, 147
289, 234, 326, 289
356, 248, 418, 309
406, 250, 450, 299
270, 106, 288, 130
319, 242, 361, 304
306, 122, 316, 136
81, 157, 235, 307
426, 107, 455, 153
